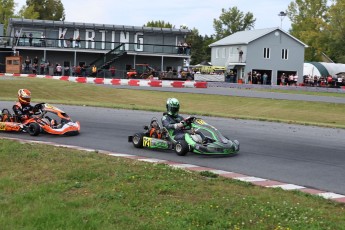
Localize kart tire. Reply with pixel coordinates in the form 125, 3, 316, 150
27, 123, 41, 136
132, 133, 144, 148
175, 140, 189, 156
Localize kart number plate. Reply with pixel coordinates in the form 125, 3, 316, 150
195, 119, 206, 125
143, 137, 152, 147
0, 122, 5, 131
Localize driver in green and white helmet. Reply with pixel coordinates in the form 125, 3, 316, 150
161, 98, 187, 140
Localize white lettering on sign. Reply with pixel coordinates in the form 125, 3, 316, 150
59, 28, 145, 51
85, 29, 95, 49
134, 32, 143, 51
120, 31, 129, 50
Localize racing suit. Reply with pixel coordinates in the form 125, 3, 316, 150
13, 102, 34, 122
161, 113, 188, 141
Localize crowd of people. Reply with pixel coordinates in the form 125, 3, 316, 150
177, 41, 191, 55
303, 75, 345, 87
21, 56, 117, 77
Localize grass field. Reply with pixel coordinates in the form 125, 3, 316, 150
1, 139, 344, 229
1, 77, 345, 129
1, 77, 345, 229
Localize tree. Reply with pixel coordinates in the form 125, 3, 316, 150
186, 28, 213, 65
213, 6, 256, 40
0, 0, 16, 33
18, 5, 39, 20
19, 0, 65, 21
287, 0, 329, 61
325, 0, 345, 62
144, 20, 173, 28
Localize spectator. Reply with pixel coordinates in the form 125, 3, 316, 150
24, 56, 31, 72
76, 35, 81, 48
40, 63, 45, 75
33, 56, 38, 65
40, 34, 46, 47
177, 41, 183, 54
69, 37, 74, 48
29, 32, 33, 46
238, 48, 243, 62
22, 33, 27, 45
183, 41, 188, 54
56, 63, 62, 76
14, 30, 20, 45
59, 34, 64, 47
91, 65, 97, 77
64, 65, 70, 76
263, 73, 268, 85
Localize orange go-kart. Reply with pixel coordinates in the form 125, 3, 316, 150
0, 103, 80, 136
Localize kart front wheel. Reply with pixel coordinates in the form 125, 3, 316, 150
132, 133, 144, 148
27, 123, 40, 136
175, 140, 189, 156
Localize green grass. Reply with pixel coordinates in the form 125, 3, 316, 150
0, 139, 344, 229
252, 88, 345, 98
1, 77, 345, 128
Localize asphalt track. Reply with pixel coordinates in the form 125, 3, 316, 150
0, 99, 344, 195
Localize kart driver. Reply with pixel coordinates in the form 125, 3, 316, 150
161, 98, 189, 140
13, 89, 34, 122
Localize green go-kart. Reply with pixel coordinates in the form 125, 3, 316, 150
128, 116, 240, 156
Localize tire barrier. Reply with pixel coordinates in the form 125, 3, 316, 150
0, 73, 208, 88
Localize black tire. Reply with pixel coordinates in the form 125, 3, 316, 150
175, 140, 189, 156
27, 123, 41, 136
132, 133, 144, 148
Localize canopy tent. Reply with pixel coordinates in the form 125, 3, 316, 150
304, 62, 345, 77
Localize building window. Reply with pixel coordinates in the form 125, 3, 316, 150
216, 48, 219, 58
222, 48, 226, 58
263, 48, 270, 59
281, 49, 288, 60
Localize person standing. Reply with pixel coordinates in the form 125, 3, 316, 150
28, 33, 33, 46
76, 35, 81, 48
59, 34, 64, 48
14, 30, 20, 45
263, 73, 268, 85
25, 56, 31, 72
238, 48, 243, 62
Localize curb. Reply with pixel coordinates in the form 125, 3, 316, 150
1, 136, 344, 204
0, 73, 208, 88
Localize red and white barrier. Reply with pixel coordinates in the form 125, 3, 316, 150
0, 73, 208, 88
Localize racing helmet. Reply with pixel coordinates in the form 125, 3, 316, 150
18, 89, 31, 105
166, 98, 180, 116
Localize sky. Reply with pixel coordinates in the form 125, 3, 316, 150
14, 0, 293, 36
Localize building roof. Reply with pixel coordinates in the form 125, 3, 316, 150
209, 27, 308, 47
8, 18, 190, 34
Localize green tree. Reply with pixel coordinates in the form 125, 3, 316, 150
18, 5, 39, 20
0, 0, 16, 33
144, 20, 173, 28
213, 6, 256, 40
19, 0, 65, 21
186, 28, 205, 65
287, 0, 329, 61
326, 0, 345, 62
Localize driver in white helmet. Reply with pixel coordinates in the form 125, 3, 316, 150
161, 98, 189, 140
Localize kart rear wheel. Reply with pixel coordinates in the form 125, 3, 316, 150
175, 140, 189, 156
27, 123, 41, 136
132, 133, 144, 148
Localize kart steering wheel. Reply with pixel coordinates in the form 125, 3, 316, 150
183, 116, 196, 124
33, 103, 45, 115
